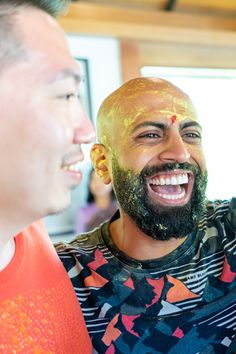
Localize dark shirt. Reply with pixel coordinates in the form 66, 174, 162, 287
56, 199, 236, 354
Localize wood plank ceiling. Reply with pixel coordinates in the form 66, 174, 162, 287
71, 0, 236, 17
61, 0, 236, 46
60, 0, 236, 70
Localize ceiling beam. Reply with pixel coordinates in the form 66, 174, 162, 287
58, 2, 236, 47
70, 0, 236, 12
178, 0, 236, 12
165, 0, 177, 11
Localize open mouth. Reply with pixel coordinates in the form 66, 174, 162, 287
148, 171, 194, 206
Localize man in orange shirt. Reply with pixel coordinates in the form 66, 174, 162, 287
0, 0, 95, 352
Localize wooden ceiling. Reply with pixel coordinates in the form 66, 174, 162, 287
59, 0, 236, 47
58, 0, 236, 75
71, 0, 236, 17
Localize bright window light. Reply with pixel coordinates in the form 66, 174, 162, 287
141, 67, 236, 200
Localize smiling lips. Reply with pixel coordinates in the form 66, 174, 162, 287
62, 162, 82, 172
62, 160, 84, 184
149, 172, 193, 203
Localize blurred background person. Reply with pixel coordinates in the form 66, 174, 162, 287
75, 169, 117, 233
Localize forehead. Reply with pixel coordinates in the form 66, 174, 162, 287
12, 7, 80, 83
111, 86, 198, 131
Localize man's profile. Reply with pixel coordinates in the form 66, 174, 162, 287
0, 0, 95, 352
57, 77, 236, 353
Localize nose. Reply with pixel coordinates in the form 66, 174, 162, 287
73, 103, 96, 144
159, 132, 190, 164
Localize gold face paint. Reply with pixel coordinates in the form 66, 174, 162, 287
159, 109, 198, 123
124, 117, 135, 129
97, 77, 198, 148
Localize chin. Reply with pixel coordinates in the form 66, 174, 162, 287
46, 194, 71, 216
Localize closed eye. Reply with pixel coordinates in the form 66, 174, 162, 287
137, 132, 163, 139
64, 93, 80, 101
55, 91, 81, 101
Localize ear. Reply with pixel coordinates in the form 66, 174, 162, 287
90, 143, 111, 184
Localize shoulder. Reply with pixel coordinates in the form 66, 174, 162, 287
55, 227, 101, 254
206, 199, 233, 220
205, 198, 236, 238
54, 225, 107, 275
223, 197, 236, 231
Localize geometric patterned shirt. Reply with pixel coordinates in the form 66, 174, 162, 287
56, 199, 236, 354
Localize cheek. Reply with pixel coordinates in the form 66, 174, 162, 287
117, 145, 152, 172
200, 154, 207, 172
32, 95, 77, 148
30, 108, 74, 153
191, 147, 206, 172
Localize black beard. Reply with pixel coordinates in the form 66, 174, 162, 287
112, 157, 208, 241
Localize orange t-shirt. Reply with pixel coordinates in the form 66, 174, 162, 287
0, 221, 92, 354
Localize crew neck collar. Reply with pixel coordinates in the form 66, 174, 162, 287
101, 210, 198, 270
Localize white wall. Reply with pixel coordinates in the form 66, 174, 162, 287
68, 35, 122, 122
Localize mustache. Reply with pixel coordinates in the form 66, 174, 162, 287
141, 162, 200, 179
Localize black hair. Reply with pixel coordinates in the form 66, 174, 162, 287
0, 0, 71, 16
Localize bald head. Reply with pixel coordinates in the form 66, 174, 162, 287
96, 77, 198, 148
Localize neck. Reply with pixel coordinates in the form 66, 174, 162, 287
109, 211, 187, 260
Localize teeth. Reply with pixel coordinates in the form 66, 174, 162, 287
166, 177, 171, 185
171, 176, 177, 185
160, 177, 165, 185
150, 173, 188, 186
62, 163, 80, 172
158, 189, 186, 200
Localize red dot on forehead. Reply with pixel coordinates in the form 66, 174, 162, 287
170, 115, 177, 124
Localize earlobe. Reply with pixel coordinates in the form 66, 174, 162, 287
90, 144, 111, 184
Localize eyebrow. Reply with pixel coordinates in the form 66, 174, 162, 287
49, 69, 82, 85
132, 121, 166, 133
180, 121, 202, 131
132, 120, 202, 133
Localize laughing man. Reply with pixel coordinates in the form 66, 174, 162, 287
57, 77, 236, 353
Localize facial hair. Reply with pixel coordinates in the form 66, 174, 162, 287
112, 157, 208, 241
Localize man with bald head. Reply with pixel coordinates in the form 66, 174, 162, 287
57, 78, 236, 353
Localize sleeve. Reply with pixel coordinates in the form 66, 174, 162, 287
224, 198, 236, 233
